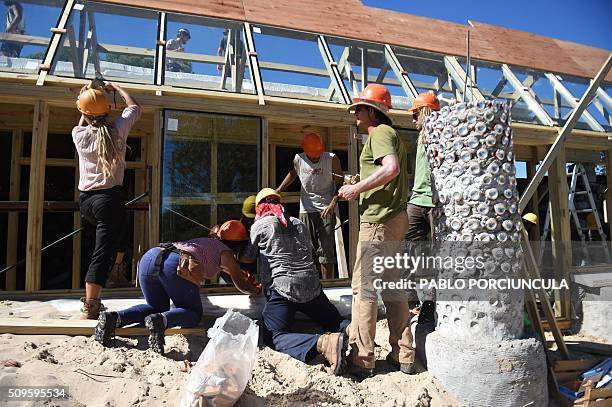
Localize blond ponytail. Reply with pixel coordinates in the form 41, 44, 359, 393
91, 117, 121, 182
417, 106, 433, 145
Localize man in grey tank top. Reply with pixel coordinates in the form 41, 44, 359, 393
277, 132, 343, 279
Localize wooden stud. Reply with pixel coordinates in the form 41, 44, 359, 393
71, 158, 81, 289
526, 151, 541, 240
25, 101, 49, 292
548, 147, 572, 319
5, 130, 23, 290
261, 118, 270, 187
148, 110, 162, 247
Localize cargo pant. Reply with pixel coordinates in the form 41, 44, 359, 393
348, 210, 414, 369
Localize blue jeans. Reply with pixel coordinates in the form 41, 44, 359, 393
118, 247, 203, 328
262, 287, 349, 362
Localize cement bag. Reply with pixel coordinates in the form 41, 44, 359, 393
179, 309, 259, 407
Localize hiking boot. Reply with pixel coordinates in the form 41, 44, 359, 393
106, 262, 131, 288
316, 332, 347, 375
417, 300, 436, 325
385, 353, 416, 375
80, 297, 105, 320
95, 311, 118, 347
144, 313, 166, 355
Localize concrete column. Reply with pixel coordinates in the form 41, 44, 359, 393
423, 100, 548, 406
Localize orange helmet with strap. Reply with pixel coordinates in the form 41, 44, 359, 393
408, 91, 440, 112
302, 132, 324, 158
347, 83, 392, 116
76, 88, 110, 116
217, 220, 248, 241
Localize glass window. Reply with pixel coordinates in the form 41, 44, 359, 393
161, 110, 260, 243
0, 0, 63, 74
164, 15, 254, 94
52, 2, 158, 84
254, 26, 335, 102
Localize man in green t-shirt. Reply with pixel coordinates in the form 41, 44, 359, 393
406, 92, 440, 325
339, 84, 414, 378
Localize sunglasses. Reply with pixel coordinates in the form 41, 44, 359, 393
412, 111, 420, 119
261, 197, 280, 204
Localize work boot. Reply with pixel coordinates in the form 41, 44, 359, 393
144, 313, 166, 356
385, 353, 416, 375
80, 297, 105, 320
316, 332, 347, 375
106, 262, 131, 288
417, 300, 435, 325
94, 311, 118, 347
345, 344, 374, 379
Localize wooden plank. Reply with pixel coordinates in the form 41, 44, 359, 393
0, 318, 205, 336
5, 130, 23, 290
526, 153, 541, 240
261, 118, 269, 186
348, 125, 358, 274
553, 359, 601, 373
25, 102, 49, 292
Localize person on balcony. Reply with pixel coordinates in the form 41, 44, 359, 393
73, 81, 140, 320
276, 133, 343, 280
1, 1, 25, 57
94, 220, 262, 356
166, 28, 191, 73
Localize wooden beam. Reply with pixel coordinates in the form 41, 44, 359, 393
545, 73, 605, 132
318, 35, 351, 105
5, 130, 23, 290
348, 125, 358, 275
261, 118, 269, 187
0, 317, 205, 336
25, 101, 49, 292
502, 65, 555, 126
548, 147, 572, 319
384, 44, 418, 101
154, 12, 167, 86
444, 56, 485, 101
519, 54, 612, 214
36, 0, 76, 86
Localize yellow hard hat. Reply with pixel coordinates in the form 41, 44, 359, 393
522, 213, 538, 225
586, 213, 598, 229
241, 195, 257, 219
255, 188, 281, 206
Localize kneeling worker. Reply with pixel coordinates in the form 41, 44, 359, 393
94, 220, 261, 355
250, 188, 349, 375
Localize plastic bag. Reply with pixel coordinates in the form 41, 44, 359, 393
179, 309, 259, 407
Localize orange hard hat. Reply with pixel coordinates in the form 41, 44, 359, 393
217, 220, 248, 241
76, 88, 110, 116
348, 83, 392, 116
302, 132, 324, 158
408, 91, 440, 112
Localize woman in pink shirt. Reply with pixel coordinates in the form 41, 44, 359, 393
94, 220, 262, 355
72, 81, 140, 319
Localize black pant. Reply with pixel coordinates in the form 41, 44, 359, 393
80, 186, 127, 286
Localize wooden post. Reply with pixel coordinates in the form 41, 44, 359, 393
526, 147, 541, 240
6, 130, 22, 290
25, 101, 49, 292
71, 158, 81, 289
548, 146, 572, 319
327, 127, 348, 278
133, 139, 146, 281
261, 119, 270, 187
348, 125, 359, 274
148, 110, 162, 247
